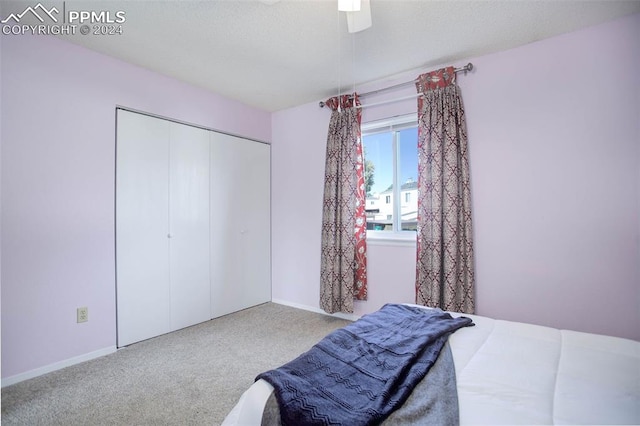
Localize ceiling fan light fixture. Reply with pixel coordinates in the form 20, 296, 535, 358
338, 0, 361, 12
346, 0, 371, 33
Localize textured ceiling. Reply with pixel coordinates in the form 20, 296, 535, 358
40, 1, 640, 111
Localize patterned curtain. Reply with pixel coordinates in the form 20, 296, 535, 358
415, 67, 475, 314
320, 93, 367, 314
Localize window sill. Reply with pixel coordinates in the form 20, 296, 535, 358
366, 231, 417, 247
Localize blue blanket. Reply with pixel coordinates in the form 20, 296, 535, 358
256, 304, 474, 425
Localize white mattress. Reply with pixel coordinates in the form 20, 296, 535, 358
223, 310, 640, 425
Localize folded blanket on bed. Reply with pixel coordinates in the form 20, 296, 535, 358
256, 304, 474, 426
260, 341, 460, 426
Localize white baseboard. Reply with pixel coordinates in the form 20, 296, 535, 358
2, 303, 354, 388
271, 298, 361, 322
1, 346, 117, 388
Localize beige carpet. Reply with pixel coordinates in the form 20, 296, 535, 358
1, 303, 351, 425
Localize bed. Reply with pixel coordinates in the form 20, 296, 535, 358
223, 304, 640, 425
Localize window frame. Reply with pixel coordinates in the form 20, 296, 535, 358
362, 113, 418, 245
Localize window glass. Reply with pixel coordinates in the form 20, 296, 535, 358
363, 132, 393, 231
398, 127, 418, 231
362, 119, 418, 234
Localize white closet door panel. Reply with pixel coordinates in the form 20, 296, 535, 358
210, 133, 271, 318
169, 122, 211, 331
116, 110, 171, 347
209, 231, 243, 318
235, 139, 271, 307
209, 132, 238, 317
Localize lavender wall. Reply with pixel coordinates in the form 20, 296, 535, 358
1, 35, 271, 380
464, 13, 639, 339
271, 14, 640, 340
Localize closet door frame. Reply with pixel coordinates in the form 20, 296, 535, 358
115, 107, 271, 346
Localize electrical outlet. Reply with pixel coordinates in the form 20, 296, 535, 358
77, 307, 88, 323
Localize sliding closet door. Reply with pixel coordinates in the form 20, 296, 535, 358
116, 110, 171, 347
238, 140, 271, 308
210, 134, 271, 318
117, 109, 271, 345
168, 123, 211, 330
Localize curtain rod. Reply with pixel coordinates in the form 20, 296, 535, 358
319, 62, 473, 109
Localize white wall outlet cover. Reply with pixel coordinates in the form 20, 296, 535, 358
77, 307, 88, 323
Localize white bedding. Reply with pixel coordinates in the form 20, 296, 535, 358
223, 309, 640, 425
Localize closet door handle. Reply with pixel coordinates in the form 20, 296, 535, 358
167, 234, 172, 239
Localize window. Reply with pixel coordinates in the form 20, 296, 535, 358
363, 114, 418, 236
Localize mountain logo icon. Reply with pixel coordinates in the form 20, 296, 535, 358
1, 3, 59, 24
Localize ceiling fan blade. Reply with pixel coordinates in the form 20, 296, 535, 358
346, 0, 371, 33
